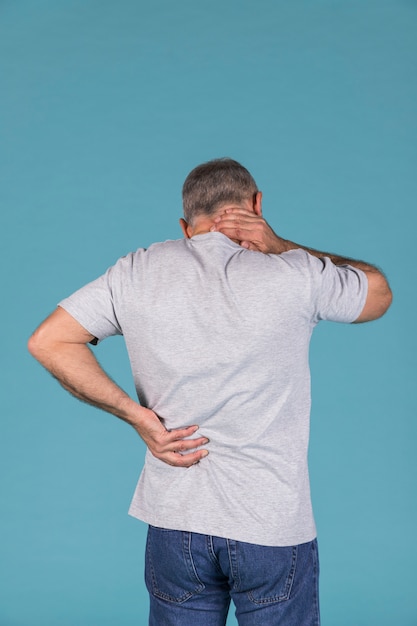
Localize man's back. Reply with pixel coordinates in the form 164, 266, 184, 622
59, 231, 367, 546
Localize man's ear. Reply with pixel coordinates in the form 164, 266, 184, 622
253, 191, 263, 216
179, 218, 192, 238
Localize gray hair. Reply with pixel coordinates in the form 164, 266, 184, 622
182, 158, 258, 224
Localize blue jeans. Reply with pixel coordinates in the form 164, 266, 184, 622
145, 526, 320, 626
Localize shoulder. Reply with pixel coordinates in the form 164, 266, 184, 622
244, 248, 318, 278
111, 238, 186, 270
277, 249, 324, 271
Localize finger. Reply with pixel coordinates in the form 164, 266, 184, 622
239, 241, 261, 251
170, 436, 210, 453
214, 213, 258, 226
219, 207, 258, 218
211, 224, 256, 242
212, 215, 262, 233
166, 424, 200, 440
168, 449, 209, 468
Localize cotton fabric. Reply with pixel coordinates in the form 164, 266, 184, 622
59, 232, 367, 546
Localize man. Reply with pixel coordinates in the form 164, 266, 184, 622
28, 158, 392, 626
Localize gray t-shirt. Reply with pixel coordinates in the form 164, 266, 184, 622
59, 232, 367, 546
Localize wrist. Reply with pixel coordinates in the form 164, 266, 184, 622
117, 396, 144, 424
268, 236, 293, 255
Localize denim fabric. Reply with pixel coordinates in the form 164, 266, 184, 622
145, 526, 320, 626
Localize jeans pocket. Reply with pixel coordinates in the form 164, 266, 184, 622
236, 542, 298, 604
145, 526, 205, 604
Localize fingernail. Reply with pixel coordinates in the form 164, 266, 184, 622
201, 451, 209, 458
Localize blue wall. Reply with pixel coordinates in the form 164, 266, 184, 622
1, 1, 416, 624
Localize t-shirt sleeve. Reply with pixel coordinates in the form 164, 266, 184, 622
58, 265, 123, 342
307, 253, 368, 323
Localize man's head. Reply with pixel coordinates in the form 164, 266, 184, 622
182, 158, 260, 230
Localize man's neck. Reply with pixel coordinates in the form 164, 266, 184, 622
187, 216, 219, 238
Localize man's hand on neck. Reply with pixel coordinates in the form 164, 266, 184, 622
179, 193, 263, 242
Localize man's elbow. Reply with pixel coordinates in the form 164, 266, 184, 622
27, 325, 53, 364
383, 284, 393, 314
27, 330, 43, 362
374, 285, 393, 320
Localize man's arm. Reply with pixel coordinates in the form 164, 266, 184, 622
28, 307, 209, 467
211, 207, 392, 323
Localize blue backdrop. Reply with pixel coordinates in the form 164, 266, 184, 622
1, 1, 416, 624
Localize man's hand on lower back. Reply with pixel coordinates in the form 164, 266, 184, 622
210, 207, 288, 254
134, 407, 209, 467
